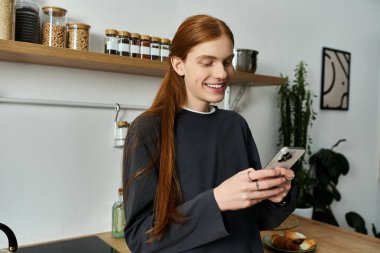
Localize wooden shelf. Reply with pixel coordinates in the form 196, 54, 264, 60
0, 39, 285, 86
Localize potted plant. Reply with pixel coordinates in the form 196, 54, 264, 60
277, 61, 317, 215
309, 139, 349, 225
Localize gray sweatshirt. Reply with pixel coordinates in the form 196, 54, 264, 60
123, 107, 296, 253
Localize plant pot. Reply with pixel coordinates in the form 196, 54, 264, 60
293, 207, 313, 219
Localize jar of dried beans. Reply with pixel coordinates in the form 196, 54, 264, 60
0, 0, 15, 40
67, 23, 90, 51
41, 6, 67, 48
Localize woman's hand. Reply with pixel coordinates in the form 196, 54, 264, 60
267, 167, 294, 204
213, 168, 290, 211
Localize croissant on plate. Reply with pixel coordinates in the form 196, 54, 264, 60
271, 234, 300, 251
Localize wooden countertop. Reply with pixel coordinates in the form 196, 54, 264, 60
12, 215, 379, 253
261, 215, 380, 253
98, 215, 380, 253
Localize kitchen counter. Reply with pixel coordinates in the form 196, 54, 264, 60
13, 215, 379, 253
261, 215, 380, 253
99, 215, 380, 253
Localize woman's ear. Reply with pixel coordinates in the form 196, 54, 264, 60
171, 56, 185, 76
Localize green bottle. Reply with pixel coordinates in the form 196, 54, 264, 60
112, 188, 126, 238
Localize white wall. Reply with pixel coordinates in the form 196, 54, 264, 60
1, 0, 379, 247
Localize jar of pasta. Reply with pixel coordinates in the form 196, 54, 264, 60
41, 6, 67, 47
0, 0, 15, 40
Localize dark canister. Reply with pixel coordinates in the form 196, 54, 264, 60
15, 0, 40, 43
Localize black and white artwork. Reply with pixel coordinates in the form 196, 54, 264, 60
321, 47, 351, 110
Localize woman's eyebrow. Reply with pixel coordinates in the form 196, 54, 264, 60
196, 54, 234, 60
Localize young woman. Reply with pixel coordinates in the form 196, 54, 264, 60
122, 14, 296, 253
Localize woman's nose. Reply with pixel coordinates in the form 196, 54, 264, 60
213, 63, 228, 79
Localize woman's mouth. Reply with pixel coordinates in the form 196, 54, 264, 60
204, 82, 227, 90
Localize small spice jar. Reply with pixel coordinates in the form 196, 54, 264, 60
150, 36, 160, 60
114, 121, 129, 148
129, 32, 140, 58
67, 23, 90, 51
104, 29, 118, 55
0, 0, 15, 40
160, 38, 171, 61
139, 34, 151, 59
41, 6, 67, 48
118, 31, 130, 56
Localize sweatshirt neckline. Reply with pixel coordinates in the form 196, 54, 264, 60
182, 105, 217, 115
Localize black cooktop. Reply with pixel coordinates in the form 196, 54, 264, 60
17, 236, 119, 253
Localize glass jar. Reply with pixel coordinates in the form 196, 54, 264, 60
118, 31, 130, 56
160, 38, 171, 61
129, 32, 140, 58
41, 6, 67, 47
112, 188, 126, 239
114, 120, 129, 148
150, 36, 160, 60
67, 23, 90, 51
0, 0, 15, 40
15, 0, 40, 43
104, 29, 118, 54
139, 34, 150, 59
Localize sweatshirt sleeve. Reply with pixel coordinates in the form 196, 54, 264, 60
122, 118, 229, 253
242, 118, 296, 230
256, 187, 297, 231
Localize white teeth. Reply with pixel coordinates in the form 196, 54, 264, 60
205, 83, 225, 88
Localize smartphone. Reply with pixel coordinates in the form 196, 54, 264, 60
264, 147, 305, 169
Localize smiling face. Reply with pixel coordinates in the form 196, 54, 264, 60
171, 35, 234, 112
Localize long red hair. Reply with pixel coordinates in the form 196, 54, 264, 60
127, 14, 234, 241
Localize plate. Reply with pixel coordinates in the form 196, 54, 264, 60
262, 236, 317, 253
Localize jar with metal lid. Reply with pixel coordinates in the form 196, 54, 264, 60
129, 32, 140, 58
104, 29, 118, 55
67, 23, 90, 51
0, 0, 15, 40
160, 38, 171, 61
15, 0, 40, 43
139, 34, 151, 59
118, 31, 130, 56
150, 36, 160, 60
41, 6, 67, 47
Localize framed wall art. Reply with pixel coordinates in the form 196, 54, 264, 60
320, 47, 351, 110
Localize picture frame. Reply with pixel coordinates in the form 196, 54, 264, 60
320, 47, 351, 110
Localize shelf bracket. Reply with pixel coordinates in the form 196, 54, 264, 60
230, 83, 250, 111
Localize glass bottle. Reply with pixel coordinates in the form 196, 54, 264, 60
0, 0, 15, 40
15, 0, 40, 43
139, 34, 151, 59
160, 38, 171, 61
114, 120, 129, 148
41, 6, 67, 47
112, 188, 126, 239
129, 32, 140, 58
118, 31, 130, 56
104, 29, 118, 54
150, 36, 160, 60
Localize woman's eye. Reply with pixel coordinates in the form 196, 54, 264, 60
223, 61, 232, 66
202, 61, 213, 66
